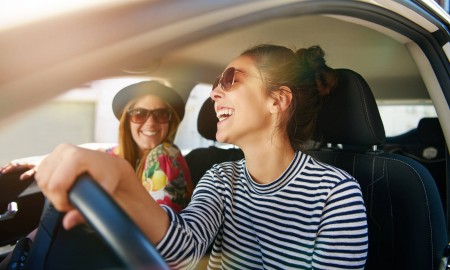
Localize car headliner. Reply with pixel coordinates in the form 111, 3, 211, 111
0, 0, 448, 130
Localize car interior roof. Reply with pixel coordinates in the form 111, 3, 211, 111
157, 14, 429, 101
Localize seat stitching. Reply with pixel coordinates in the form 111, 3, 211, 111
354, 75, 383, 143
372, 155, 434, 269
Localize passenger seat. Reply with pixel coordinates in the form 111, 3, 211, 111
307, 68, 447, 270
385, 117, 447, 208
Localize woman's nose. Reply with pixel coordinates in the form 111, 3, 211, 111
210, 86, 223, 101
144, 113, 158, 124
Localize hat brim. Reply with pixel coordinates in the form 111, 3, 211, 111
112, 81, 185, 121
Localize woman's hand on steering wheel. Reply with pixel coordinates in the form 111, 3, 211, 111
35, 143, 137, 230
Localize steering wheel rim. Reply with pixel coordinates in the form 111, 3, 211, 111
26, 174, 170, 270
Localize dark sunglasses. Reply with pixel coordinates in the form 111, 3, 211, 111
127, 108, 171, 124
212, 67, 244, 91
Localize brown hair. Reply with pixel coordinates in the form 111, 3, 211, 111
240, 44, 337, 150
117, 96, 181, 177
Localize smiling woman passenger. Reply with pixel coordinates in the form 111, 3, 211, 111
110, 81, 193, 211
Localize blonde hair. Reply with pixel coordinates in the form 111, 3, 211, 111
117, 95, 181, 178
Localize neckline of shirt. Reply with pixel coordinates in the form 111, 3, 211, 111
243, 151, 309, 194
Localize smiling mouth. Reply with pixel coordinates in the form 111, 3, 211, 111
216, 108, 234, 122
141, 130, 158, 136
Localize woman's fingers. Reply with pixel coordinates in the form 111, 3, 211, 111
63, 209, 86, 230
35, 144, 81, 213
0, 163, 35, 174
19, 168, 37, 180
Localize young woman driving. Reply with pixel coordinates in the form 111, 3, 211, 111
35, 44, 368, 269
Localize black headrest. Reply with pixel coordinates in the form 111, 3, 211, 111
418, 117, 445, 147
315, 69, 386, 146
197, 97, 217, 141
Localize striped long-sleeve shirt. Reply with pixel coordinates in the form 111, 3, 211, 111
157, 151, 368, 269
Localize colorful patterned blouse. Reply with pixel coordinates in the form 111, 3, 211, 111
107, 143, 192, 212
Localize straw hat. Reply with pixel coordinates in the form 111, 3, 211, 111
112, 81, 185, 121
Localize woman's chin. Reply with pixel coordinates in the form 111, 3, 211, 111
138, 142, 159, 153
214, 133, 229, 144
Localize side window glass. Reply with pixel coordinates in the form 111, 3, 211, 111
378, 103, 437, 136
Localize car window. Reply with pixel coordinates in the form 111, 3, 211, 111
378, 102, 437, 137
0, 88, 97, 165
0, 77, 145, 165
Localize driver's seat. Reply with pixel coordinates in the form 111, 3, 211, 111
307, 68, 448, 270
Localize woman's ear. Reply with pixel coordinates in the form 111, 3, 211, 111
269, 86, 293, 113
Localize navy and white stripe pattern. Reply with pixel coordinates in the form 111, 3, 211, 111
157, 151, 368, 269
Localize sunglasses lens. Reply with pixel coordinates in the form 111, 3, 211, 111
221, 67, 235, 90
212, 67, 236, 91
152, 109, 171, 123
128, 108, 148, 124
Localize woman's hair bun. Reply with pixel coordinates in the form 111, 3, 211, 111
296, 46, 337, 96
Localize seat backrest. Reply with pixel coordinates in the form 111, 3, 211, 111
185, 97, 244, 187
307, 69, 448, 270
385, 117, 447, 208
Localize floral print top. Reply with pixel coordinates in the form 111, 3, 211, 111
107, 143, 192, 212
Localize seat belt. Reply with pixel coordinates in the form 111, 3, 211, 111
24, 201, 63, 270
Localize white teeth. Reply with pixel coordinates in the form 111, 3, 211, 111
216, 108, 234, 121
142, 130, 157, 136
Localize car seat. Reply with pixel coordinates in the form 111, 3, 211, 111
185, 97, 244, 188
307, 68, 448, 270
385, 117, 447, 209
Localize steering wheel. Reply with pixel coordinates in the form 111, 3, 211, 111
25, 174, 170, 270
